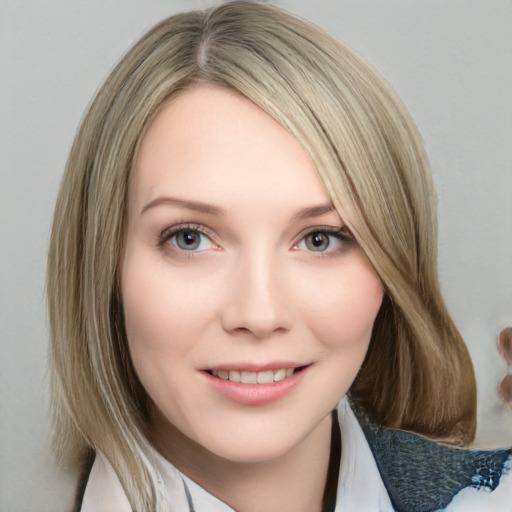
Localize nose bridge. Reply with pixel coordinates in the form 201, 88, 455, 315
221, 244, 291, 337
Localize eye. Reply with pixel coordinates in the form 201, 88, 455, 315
305, 231, 331, 251
172, 229, 210, 251
159, 224, 217, 253
294, 227, 352, 253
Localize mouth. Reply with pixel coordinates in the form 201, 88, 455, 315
203, 364, 310, 405
206, 366, 308, 384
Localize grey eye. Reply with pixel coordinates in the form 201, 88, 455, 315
173, 230, 203, 251
305, 232, 330, 251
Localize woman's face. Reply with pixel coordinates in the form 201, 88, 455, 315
122, 85, 383, 463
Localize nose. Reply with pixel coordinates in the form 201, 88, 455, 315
220, 250, 293, 339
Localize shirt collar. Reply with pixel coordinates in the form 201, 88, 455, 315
82, 397, 394, 512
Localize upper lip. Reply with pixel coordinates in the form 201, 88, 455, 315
204, 361, 310, 372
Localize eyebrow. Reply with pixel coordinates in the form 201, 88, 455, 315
141, 196, 226, 216
141, 196, 334, 220
293, 204, 335, 220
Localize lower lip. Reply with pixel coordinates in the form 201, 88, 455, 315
203, 368, 308, 406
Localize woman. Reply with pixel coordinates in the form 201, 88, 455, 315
47, 2, 511, 511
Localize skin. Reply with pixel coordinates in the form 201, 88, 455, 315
122, 85, 384, 512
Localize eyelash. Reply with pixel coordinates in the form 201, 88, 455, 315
157, 223, 219, 253
157, 223, 353, 255
293, 225, 353, 255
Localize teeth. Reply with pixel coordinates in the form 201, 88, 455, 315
274, 368, 286, 382
228, 370, 241, 382
241, 371, 257, 384
257, 370, 274, 384
211, 368, 297, 384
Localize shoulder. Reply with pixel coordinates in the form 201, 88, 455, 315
353, 406, 512, 511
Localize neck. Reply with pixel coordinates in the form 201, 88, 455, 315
151, 411, 334, 512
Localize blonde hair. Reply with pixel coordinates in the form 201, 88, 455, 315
47, 1, 476, 510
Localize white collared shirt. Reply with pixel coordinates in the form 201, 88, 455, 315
81, 398, 394, 511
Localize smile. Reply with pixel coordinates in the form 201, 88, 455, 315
210, 368, 297, 384
203, 365, 310, 405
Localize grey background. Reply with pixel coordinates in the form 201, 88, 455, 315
1, 1, 511, 510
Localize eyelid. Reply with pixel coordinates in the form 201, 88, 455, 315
157, 222, 220, 249
292, 225, 353, 251
294, 225, 352, 242
157, 223, 352, 254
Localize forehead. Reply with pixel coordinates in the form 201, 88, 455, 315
130, 85, 331, 215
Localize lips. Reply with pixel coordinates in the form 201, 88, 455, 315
203, 364, 310, 406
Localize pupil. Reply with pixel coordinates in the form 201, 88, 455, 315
312, 234, 324, 246
308, 232, 329, 251
177, 231, 200, 250
183, 232, 196, 244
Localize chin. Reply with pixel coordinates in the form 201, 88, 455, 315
192, 408, 331, 465
201, 430, 304, 464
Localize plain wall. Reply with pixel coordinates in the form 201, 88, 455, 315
1, 1, 511, 510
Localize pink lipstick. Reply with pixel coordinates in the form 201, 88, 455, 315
202, 364, 309, 406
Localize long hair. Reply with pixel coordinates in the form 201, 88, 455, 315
47, 2, 476, 510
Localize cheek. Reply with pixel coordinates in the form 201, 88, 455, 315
121, 252, 208, 363
122, 268, 170, 355
310, 264, 383, 402
301, 262, 384, 349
